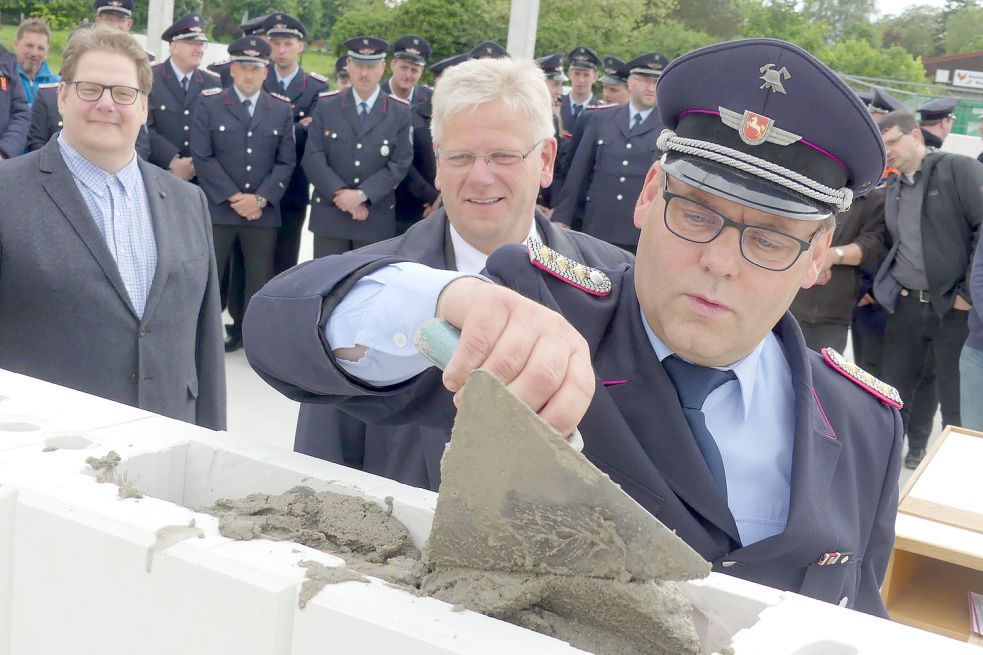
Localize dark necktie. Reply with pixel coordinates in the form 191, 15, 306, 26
180, 76, 189, 92
632, 112, 643, 131
359, 101, 368, 122
243, 98, 252, 116
278, 80, 287, 94
661, 355, 736, 499
572, 103, 583, 119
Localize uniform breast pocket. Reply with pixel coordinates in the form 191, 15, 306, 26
214, 127, 244, 156
799, 558, 860, 608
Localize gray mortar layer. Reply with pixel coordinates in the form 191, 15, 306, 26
201, 486, 700, 655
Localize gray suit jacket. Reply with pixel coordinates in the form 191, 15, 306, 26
0, 139, 226, 429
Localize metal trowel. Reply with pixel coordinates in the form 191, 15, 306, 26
415, 319, 710, 583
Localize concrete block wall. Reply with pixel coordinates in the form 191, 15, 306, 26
0, 369, 977, 655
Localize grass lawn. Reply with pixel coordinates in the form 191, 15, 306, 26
1, 25, 338, 80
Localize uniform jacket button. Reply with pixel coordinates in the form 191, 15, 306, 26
130, 373, 138, 384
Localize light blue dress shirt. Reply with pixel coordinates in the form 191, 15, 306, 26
626, 102, 654, 129
58, 134, 158, 317
327, 263, 795, 546
352, 86, 381, 113
275, 65, 300, 91
233, 87, 261, 116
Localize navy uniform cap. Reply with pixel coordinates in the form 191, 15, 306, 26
656, 38, 885, 220
627, 51, 670, 77
344, 36, 389, 62
228, 36, 271, 66
431, 52, 470, 77
93, 0, 134, 18
567, 46, 602, 71
868, 87, 904, 114
162, 13, 208, 42
239, 14, 269, 36
264, 13, 307, 40
536, 53, 568, 82
600, 56, 629, 85
918, 96, 958, 122
335, 55, 350, 77
470, 41, 508, 60
392, 35, 431, 66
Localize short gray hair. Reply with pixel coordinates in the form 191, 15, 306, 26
431, 57, 554, 145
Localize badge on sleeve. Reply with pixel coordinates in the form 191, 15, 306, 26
526, 237, 611, 296
822, 348, 902, 408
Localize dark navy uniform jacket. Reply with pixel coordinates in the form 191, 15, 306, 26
559, 92, 601, 135
293, 208, 634, 489
380, 79, 432, 107
27, 85, 151, 159
554, 103, 664, 246
147, 59, 222, 169
245, 244, 902, 618
393, 96, 438, 225
0, 65, 29, 158
302, 89, 413, 242
263, 66, 328, 208
190, 88, 295, 228
207, 60, 233, 89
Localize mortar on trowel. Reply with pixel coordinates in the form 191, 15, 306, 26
414, 319, 712, 655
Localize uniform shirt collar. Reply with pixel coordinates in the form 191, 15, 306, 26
627, 102, 654, 124
57, 132, 139, 196
639, 308, 767, 419
169, 57, 193, 81
569, 93, 593, 108
276, 64, 300, 89
233, 85, 261, 107
448, 218, 541, 275
352, 86, 381, 111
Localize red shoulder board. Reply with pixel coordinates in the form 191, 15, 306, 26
270, 92, 291, 103
318, 90, 341, 99
387, 93, 409, 105
822, 348, 902, 408
527, 237, 611, 296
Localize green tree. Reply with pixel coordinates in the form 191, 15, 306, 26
878, 5, 942, 59
740, 0, 829, 55
801, 0, 875, 42
328, 0, 394, 54
666, 0, 742, 38
536, 0, 668, 60
818, 38, 926, 85
942, 6, 983, 54
640, 19, 718, 59
387, 0, 505, 65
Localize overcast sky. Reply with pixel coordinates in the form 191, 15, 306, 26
876, 0, 948, 18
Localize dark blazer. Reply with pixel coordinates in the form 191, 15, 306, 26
244, 245, 902, 618
147, 59, 222, 169
0, 139, 226, 429
553, 104, 664, 246
380, 79, 432, 107
0, 65, 29, 158
874, 150, 983, 316
302, 89, 413, 242
27, 85, 151, 159
559, 92, 600, 135
190, 88, 295, 228
292, 208, 635, 490
263, 66, 329, 208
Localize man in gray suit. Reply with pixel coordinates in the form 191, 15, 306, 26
0, 27, 226, 430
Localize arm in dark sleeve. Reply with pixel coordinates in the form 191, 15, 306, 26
401, 116, 438, 205
854, 407, 902, 618
147, 108, 180, 169
852, 191, 887, 271
193, 186, 227, 430
136, 125, 153, 161
301, 110, 347, 198
551, 118, 600, 226
26, 94, 51, 152
189, 101, 240, 204
950, 157, 983, 303
0, 74, 29, 158
257, 108, 296, 205
971, 229, 983, 306
359, 109, 413, 204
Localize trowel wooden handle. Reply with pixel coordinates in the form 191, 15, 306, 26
414, 319, 461, 370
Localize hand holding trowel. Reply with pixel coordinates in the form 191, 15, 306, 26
414, 319, 710, 584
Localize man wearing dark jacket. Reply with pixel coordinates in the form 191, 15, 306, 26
875, 110, 982, 467
292, 57, 633, 491
791, 191, 886, 352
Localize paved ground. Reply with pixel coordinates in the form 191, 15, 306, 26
225, 227, 941, 486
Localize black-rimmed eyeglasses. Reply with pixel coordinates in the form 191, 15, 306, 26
436, 138, 545, 171
70, 81, 142, 105
662, 178, 823, 272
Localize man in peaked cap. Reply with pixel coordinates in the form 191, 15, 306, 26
469, 41, 508, 60
561, 46, 602, 131
334, 54, 351, 90
917, 96, 958, 150
93, 0, 134, 32
552, 51, 669, 252
208, 14, 270, 88
190, 35, 295, 352
383, 35, 432, 106
147, 13, 220, 179
600, 55, 630, 106
244, 38, 902, 617
535, 52, 568, 211
261, 12, 329, 277
301, 36, 412, 256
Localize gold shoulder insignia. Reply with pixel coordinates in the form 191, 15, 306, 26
387, 93, 409, 105
318, 89, 341, 98
822, 347, 902, 409
200, 87, 222, 97
527, 237, 611, 296
308, 71, 329, 83
270, 92, 290, 103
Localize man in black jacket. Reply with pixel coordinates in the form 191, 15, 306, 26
875, 110, 982, 467
292, 57, 633, 490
